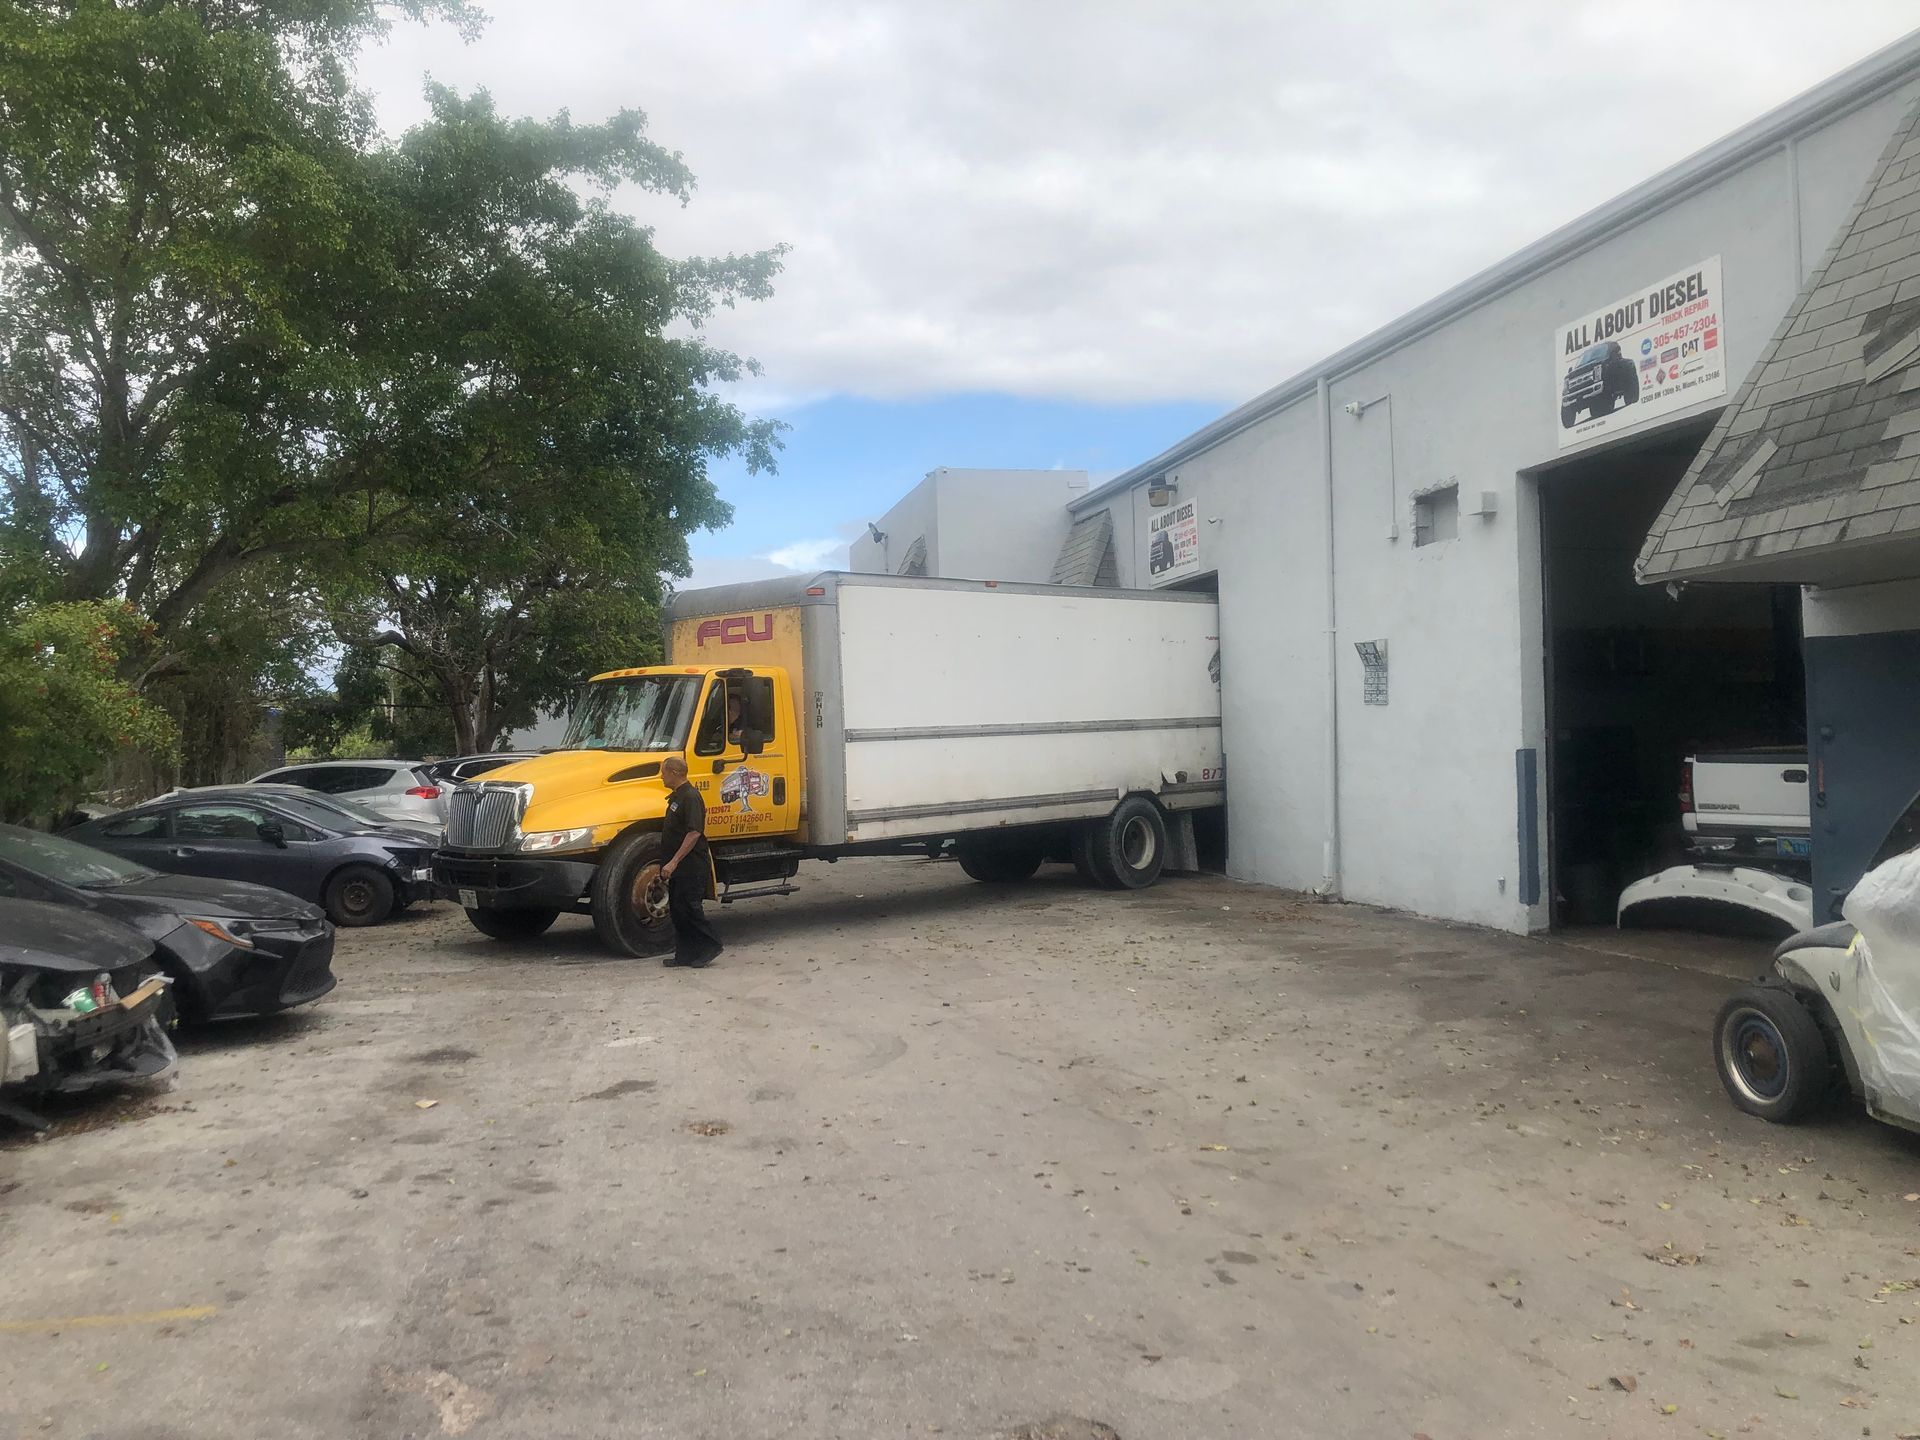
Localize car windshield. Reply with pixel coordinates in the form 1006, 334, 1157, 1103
561, 675, 703, 752
0, 823, 157, 889
1576, 344, 1611, 367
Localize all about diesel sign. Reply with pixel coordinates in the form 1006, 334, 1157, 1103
1554, 256, 1726, 449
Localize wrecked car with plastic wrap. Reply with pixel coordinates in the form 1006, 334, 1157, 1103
1, 898, 177, 1102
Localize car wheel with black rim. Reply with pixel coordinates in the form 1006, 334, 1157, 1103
589, 829, 674, 957
1713, 984, 1833, 1123
1088, 797, 1167, 890
324, 864, 396, 927
465, 907, 560, 941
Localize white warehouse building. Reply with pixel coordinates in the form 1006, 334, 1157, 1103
852, 34, 1920, 935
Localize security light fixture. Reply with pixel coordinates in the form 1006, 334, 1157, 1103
1147, 476, 1178, 508
866, 522, 887, 545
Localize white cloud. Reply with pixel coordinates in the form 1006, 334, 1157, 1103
360, 1, 1920, 406
763, 537, 849, 572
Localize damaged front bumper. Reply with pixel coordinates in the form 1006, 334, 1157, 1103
2, 974, 178, 1096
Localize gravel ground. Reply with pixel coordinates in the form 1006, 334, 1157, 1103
3, 857, 1919, 1440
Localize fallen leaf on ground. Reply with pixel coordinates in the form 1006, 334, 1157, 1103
1775, 1386, 1798, 1400
1199, 1144, 1230, 1152
1659, 1403, 1678, 1415
1609, 1375, 1638, 1393
414, 1100, 438, 1110
688, 1121, 729, 1137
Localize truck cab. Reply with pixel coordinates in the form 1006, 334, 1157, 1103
433, 664, 801, 953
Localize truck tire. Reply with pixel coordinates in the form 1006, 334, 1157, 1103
1088, 797, 1167, 890
1560, 402, 1577, 429
1619, 365, 1640, 405
590, 829, 674, 957
956, 842, 1044, 884
1071, 824, 1116, 887
1713, 984, 1834, 1123
465, 907, 560, 941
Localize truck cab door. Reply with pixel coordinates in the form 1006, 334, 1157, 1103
690, 669, 798, 841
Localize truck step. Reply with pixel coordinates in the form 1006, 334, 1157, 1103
718, 882, 800, 904
716, 841, 807, 861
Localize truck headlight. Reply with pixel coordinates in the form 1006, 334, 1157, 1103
518, 827, 597, 854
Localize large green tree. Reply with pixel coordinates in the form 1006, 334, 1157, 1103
0, 0, 780, 695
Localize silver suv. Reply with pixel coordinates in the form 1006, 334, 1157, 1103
249, 760, 445, 829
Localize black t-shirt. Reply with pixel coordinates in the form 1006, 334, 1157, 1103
661, 781, 708, 862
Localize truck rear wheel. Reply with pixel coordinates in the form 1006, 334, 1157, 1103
1088, 797, 1167, 890
590, 829, 674, 957
1071, 824, 1115, 887
956, 841, 1044, 884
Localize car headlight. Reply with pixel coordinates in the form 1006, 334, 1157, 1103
187, 918, 258, 951
518, 827, 597, 854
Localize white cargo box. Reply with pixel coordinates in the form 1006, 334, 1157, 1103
668, 573, 1224, 846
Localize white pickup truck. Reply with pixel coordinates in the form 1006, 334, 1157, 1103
1682, 748, 1811, 866
1619, 747, 1814, 934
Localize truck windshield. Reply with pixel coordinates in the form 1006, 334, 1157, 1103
1576, 344, 1611, 367
561, 675, 703, 752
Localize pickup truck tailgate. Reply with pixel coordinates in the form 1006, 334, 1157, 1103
1685, 749, 1809, 835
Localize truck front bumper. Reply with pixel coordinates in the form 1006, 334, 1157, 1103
431, 851, 598, 912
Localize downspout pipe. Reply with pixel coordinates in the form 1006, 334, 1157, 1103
1316, 374, 1342, 898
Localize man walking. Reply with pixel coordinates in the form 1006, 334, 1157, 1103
658, 755, 722, 968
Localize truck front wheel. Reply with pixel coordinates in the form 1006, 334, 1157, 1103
1087, 797, 1167, 890
956, 841, 1044, 884
590, 829, 675, 957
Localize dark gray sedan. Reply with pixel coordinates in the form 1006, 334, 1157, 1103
64, 787, 441, 927
0, 824, 337, 1021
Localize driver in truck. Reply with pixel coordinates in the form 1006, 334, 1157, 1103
658, 755, 722, 969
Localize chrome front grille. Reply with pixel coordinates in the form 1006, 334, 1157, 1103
446, 784, 526, 850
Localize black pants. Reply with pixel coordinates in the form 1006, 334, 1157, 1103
667, 858, 722, 965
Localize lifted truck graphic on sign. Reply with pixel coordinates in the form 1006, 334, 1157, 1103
1554, 257, 1727, 448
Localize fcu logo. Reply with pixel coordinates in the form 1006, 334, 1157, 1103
694, 613, 774, 646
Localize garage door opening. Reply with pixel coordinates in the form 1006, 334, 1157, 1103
1540, 426, 1803, 928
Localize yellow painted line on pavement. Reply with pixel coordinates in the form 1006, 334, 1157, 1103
0, 1305, 216, 1334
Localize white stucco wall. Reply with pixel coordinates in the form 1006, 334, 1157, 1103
850, 473, 939, 575
1079, 68, 1920, 932
849, 468, 1085, 580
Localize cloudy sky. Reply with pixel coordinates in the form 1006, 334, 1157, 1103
358, 1, 1920, 586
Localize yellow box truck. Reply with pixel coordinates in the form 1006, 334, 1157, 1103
432, 573, 1223, 955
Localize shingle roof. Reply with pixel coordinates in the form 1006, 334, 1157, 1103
1050, 510, 1115, 586
1637, 93, 1920, 583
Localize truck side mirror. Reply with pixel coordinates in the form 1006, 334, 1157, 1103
739, 728, 767, 757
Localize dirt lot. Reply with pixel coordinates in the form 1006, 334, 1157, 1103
3, 858, 1919, 1440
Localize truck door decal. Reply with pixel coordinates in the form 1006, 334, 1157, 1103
719, 764, 771, 811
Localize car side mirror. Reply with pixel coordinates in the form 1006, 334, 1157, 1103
739, 727, 767, 757
257, 821, 287, 848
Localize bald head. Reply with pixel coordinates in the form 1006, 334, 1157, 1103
662, 755, 687, 783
